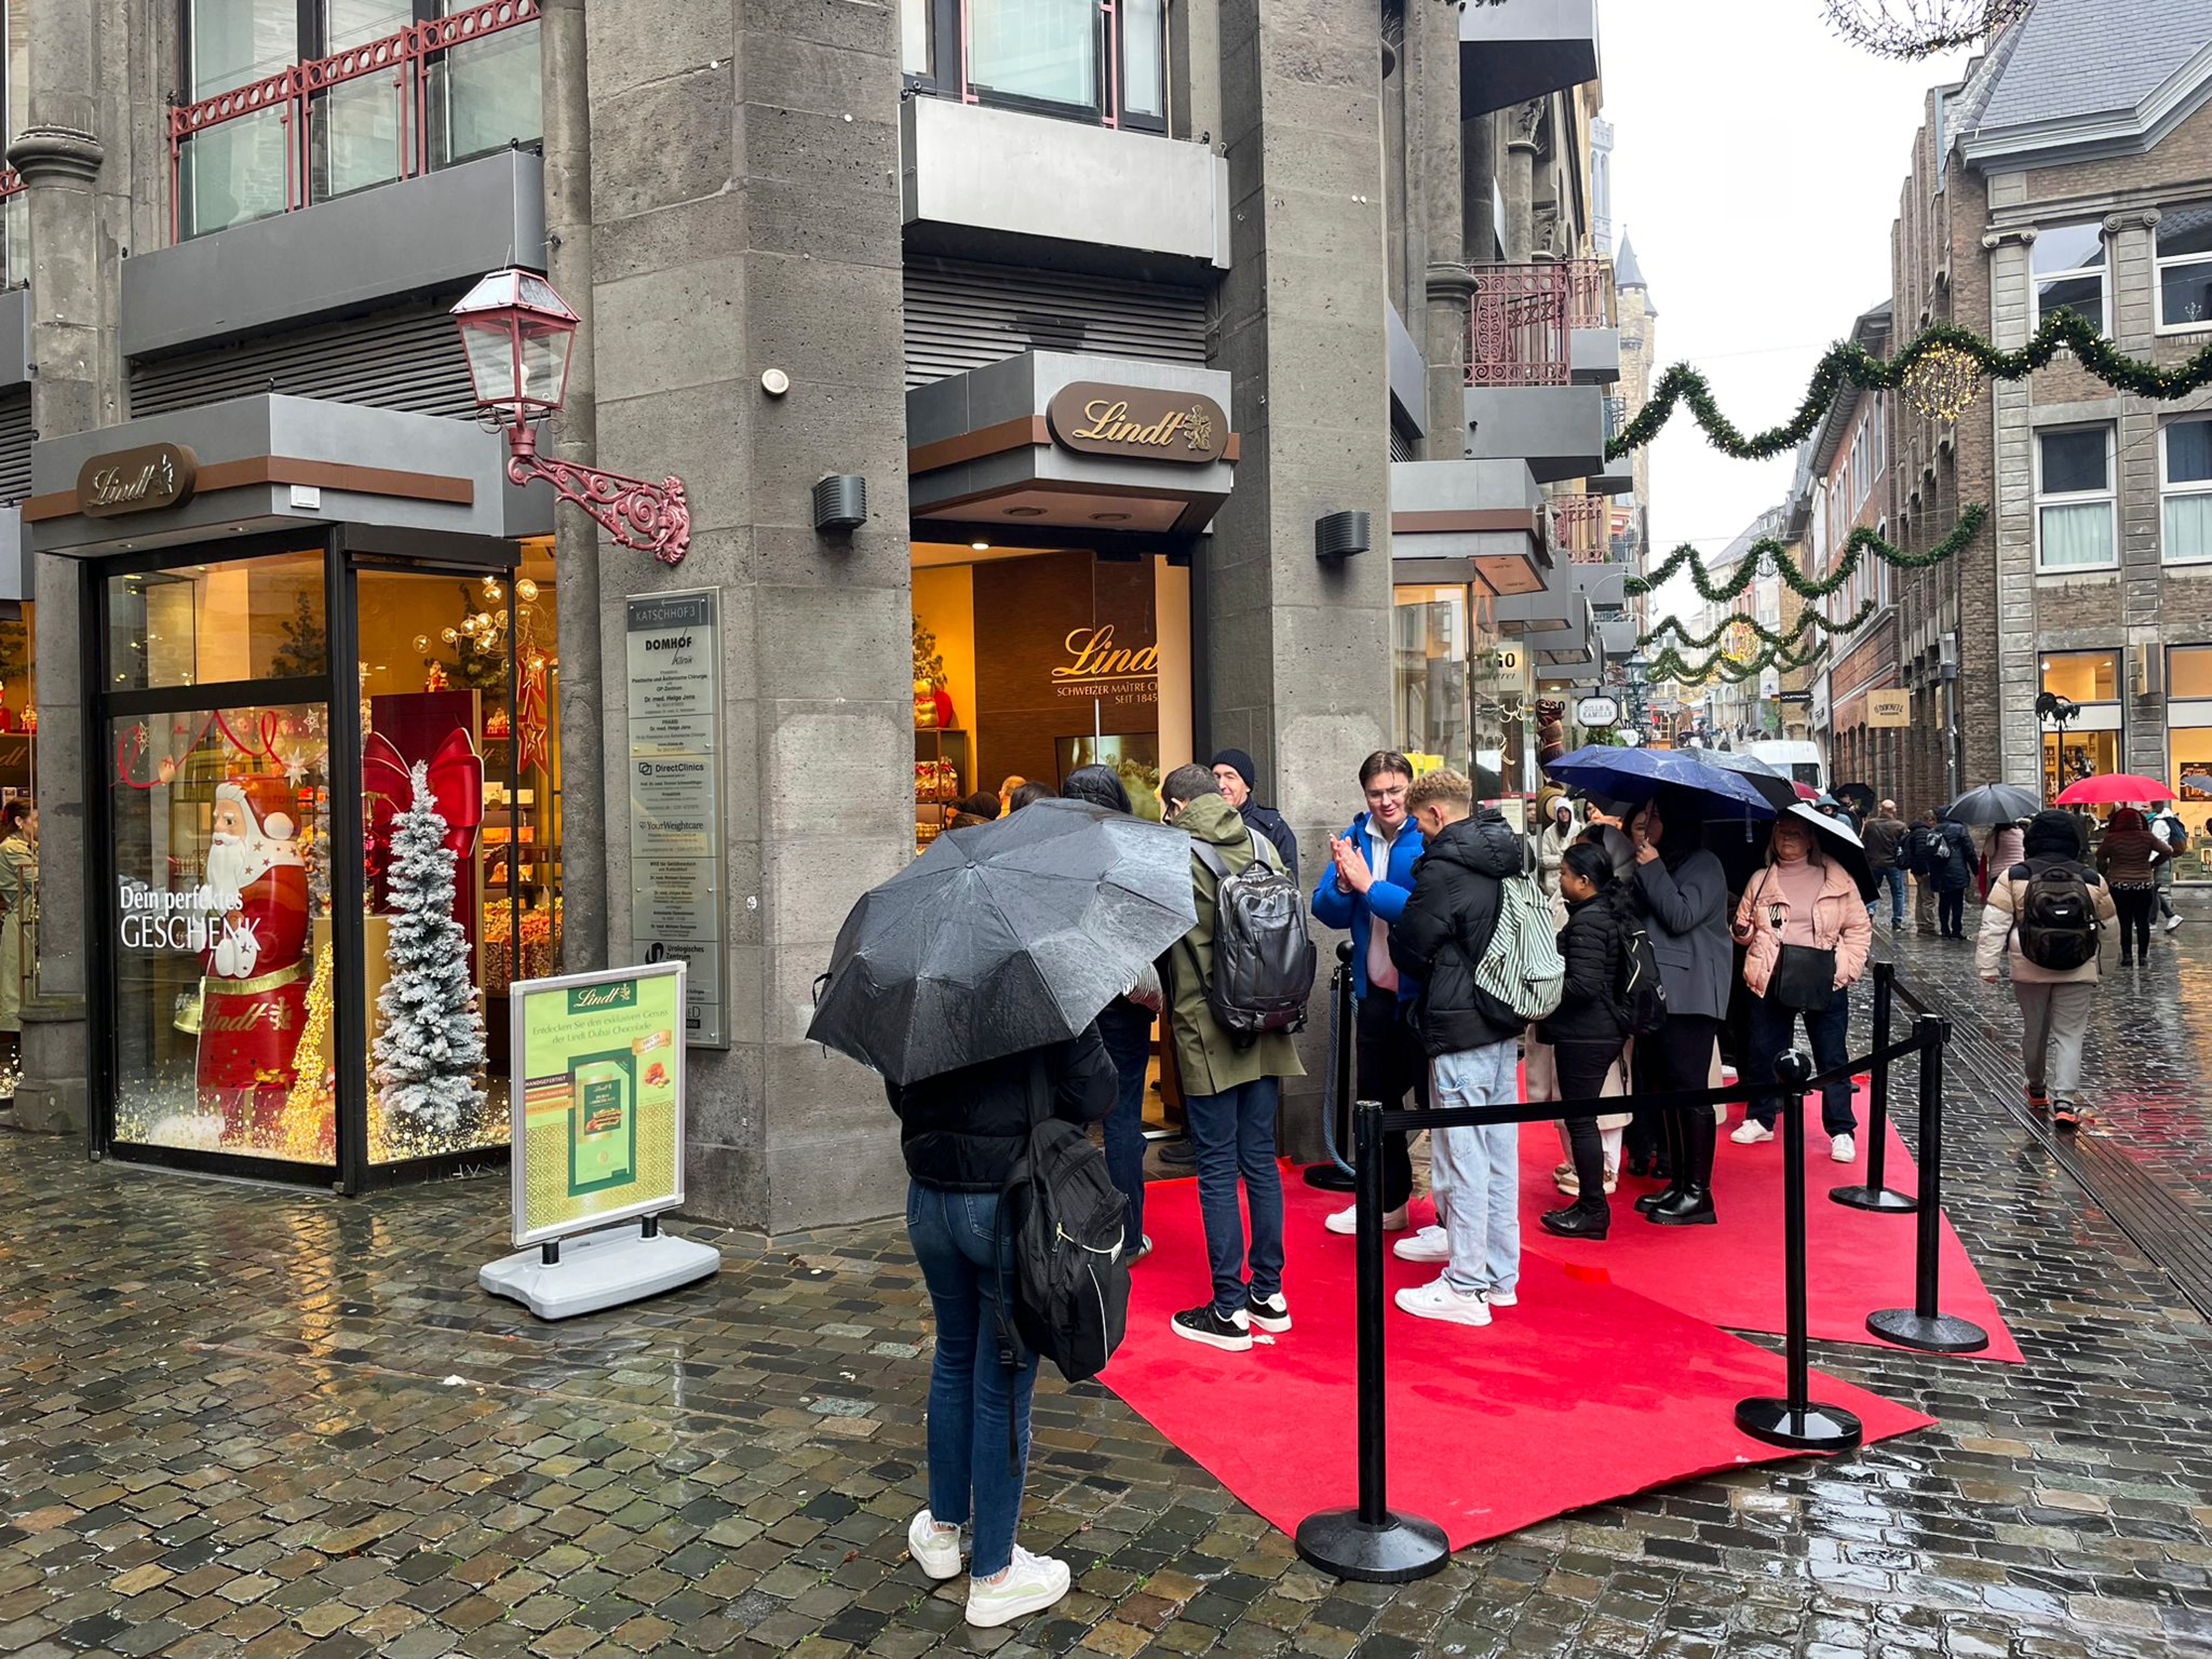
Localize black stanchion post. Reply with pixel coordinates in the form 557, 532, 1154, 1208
1736, 1050, 1865, 1453
1294, 1100, 1448, 1583
1868, 1017, 1990, 1354
1832, 960, 1916, 1214
1304, 941, 1359, 1193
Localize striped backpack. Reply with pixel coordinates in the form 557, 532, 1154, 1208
1472, 874, 1566, 1022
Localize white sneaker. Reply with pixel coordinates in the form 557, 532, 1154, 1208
908, 1509, 962, 1581
1392, 1224, 1451, 1263
2168, 914, 2185, 932
1830, 1133, 1857, 1164
965, 1546, 1071, 1628
1486, 1288, 1517, 1308
1394, 1275, 1492, 1326
1325, 1203, 1410, 1235
1730, 1120, 1774, 1145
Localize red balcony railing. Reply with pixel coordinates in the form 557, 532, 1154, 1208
1467, 259, 1616, 387
0, 170, 22, 291
166, 0, 540, 244
1549, 493, 1609, 564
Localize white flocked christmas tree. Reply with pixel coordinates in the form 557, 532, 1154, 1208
372, 761, 487, 1140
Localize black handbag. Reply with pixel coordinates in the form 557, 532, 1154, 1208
1761, 887, 1836, 1012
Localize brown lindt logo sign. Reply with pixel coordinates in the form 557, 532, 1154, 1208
77, 444, 198, 517
1046, 383, 1226, 464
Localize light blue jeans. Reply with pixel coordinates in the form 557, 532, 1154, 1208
1428, 1040, 1521, 1297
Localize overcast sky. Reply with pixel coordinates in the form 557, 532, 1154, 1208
1601, 2, 1973, 620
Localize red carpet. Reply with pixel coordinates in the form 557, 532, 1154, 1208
1102, 1176, 1935, 1550
1509, 1087, 2024, 1363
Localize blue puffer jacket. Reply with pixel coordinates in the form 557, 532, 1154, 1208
1311, 811, 1426, 1004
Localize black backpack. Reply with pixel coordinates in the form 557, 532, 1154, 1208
1618, 910, 1669, 1037
2012, 858, 2100, 971
1193, 830, 1317, 1043
1001, 1080, 1131, 1386
2167, 816, 2191, 855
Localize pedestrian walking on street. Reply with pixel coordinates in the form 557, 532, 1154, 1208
1534, 841, 1634, 1239
890, 1027, 1117, 1627
2096, 806, 2166, 964
2150, 803, 2188, 931
1210, 748, 1300, 884
1625, 787, 1732, 1225
1980, 817, 2026, 901
1728, 810, 1874, 1165
1384, 769, 1528, 1323
1979, 807, 2116, 1131
1862, 800, 1909, 929
1312, 750, 1428, 1237
1920, 809, 1977, 939
1159, 764, 1304, 1352
1904, 810, 1943, 935
1058, 764, 1161, 1260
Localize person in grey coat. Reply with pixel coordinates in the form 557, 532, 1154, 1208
1624, 785, 1732, 1226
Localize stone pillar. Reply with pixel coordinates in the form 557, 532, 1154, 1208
1407, 0, 1470, 453
8, 0, 123, 1135
1502, 100, 1543, 263
1463, 114, 1495, 262
1210, 0, 1394, 1157
584, 0, 912, 1230
1983, 226, 2041, 787
539, 0, 608, 972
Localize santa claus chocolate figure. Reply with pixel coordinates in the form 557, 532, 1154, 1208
194, 776, 310, 1148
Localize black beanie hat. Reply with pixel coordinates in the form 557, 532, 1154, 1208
2022, 807, 2084, 861
1210, 748, 1259, 791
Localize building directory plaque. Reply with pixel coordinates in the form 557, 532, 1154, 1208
624, 589, 729, 1048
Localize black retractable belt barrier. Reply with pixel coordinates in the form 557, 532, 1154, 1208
1304, 941, 1359, 1192
1292, 1100, 1450, 1585
1831, 961, 1918, 1214
1735, 1050, 1865, 1453
1867, 1016, 1990, 1354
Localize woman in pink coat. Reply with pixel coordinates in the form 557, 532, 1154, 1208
1726, 811, 1874, 1165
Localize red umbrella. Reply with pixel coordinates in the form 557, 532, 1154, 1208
1791, 780, 1820, 801
2054, 772, 2169, 806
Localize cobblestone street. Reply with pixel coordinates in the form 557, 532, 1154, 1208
6, 926, 2212, 1659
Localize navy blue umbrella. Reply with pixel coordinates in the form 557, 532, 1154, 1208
1544, 745, 1780, 819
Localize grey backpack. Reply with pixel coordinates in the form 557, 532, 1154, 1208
1193, 831, 1317, 1042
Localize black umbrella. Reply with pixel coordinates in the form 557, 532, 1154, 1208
806, 798, 1197, 1085
1786, 802, 1878, 901
1943, 783, 2040, 826
1833, 782, 1879, 818
1693, 748, 1802, 813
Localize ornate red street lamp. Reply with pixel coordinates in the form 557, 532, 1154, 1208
452, 268, 691, 566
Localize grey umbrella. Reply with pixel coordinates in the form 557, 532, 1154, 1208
806, 798, 1197, 1085
1943, 783, 2040, 826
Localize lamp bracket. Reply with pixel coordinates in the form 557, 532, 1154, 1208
507, 423, 691, 565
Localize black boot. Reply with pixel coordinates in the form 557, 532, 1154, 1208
1652, 1112, 1718, 1225
1649, 1185, 1715, 1225
1541, 1195, 1610, 1239
1636, 1112, 1687, 1213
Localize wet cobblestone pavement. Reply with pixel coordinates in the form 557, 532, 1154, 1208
6, 991, 2212, 1658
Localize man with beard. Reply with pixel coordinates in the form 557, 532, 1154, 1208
193, 776, 311, 1148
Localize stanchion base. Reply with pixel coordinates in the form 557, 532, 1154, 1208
1829, 1183, 1919, 1214
1301, 1163, 1358, 1192
1867, 1307, 1989, 1353
1294, 1508, 1450, 1584
1733, 1397, 1863, 1452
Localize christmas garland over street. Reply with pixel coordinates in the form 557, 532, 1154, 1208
1641, 597, 1878, 653
1629, 504, 1989, 604
1608, 310, 2212, 462
1647, 634, 1827, 686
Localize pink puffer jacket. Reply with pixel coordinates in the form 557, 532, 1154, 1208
1732, 859, 1873, 997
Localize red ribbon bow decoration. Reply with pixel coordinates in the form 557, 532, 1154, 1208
363, 727, 484, 901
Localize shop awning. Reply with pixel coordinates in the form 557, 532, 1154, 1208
24, 394, 550, 556
1388, 459, 1551, 596
907, 351, 1237, 536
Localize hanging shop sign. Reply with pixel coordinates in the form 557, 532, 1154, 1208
624, 589, 729, 1048
505, 961, 687, 1246
1046, 382, 1228, 463
1575, 695, 1620, 727
1051, 624, 1159, 701
1867, 689, 1912, 728
77, 443, 198, 517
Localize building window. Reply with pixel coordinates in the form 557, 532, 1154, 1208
902, 0, 1168, 132
2042, 650, 2119, 800
2163, 419, 2212, 563
2168, 644, 2212, 699
2032, 221, 2108, 335
2158, 204, 2212, 331
175, 0, 542, 240
2035, 427, 2116, 571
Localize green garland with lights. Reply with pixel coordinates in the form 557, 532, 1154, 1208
1630, 504, 1989, 605
1647, 634, 1827, 686
1641, 598, 1877, 654
1609, 310, 2212, 463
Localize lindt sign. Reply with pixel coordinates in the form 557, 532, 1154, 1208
76, 443, 198, 518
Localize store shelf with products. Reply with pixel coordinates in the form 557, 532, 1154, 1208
915, 728, 970, 852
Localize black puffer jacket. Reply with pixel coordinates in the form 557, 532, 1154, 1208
1539, 888, 1630, 1047
1388, 809, 1527, 1058
889, 1026, 1117, 1192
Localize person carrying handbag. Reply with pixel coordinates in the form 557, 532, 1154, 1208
1728, 810, 1873, 1164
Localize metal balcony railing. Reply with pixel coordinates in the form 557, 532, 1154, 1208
1467, 259, 1614, 387
166, 0, 541, 243
1602, 393, 1628, 443
1549, 493, 1610, 564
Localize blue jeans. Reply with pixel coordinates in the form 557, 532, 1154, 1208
1185, 1077, 1285, 1319
1428, 1041, 1521, 1296
1096, 1001, 1153, 1248
1746, 986, 1855, 1135
1877, 865, 1907, 924
906, 1183, 1036, 1577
